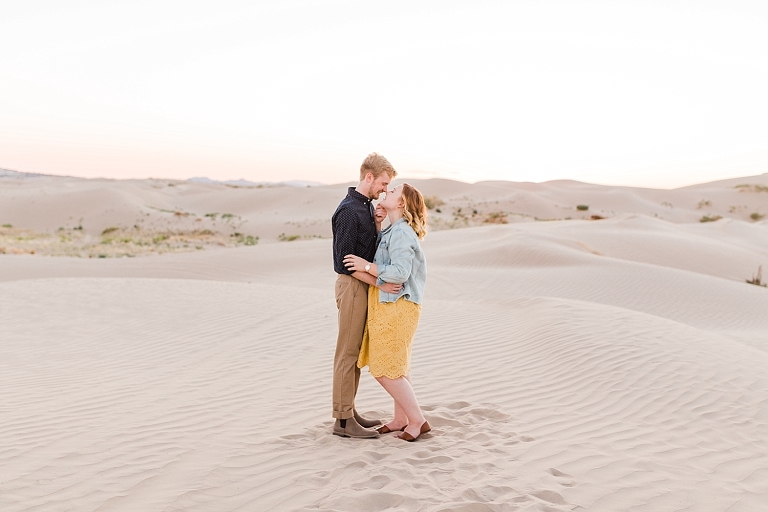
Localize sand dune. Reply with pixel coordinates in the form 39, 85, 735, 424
1, 172, 768, 511
1, 171, 767, 248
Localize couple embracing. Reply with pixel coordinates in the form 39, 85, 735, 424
331, 153, 430, 442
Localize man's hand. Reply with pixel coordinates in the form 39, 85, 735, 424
379, 282, 403, 294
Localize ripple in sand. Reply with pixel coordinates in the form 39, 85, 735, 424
271, 401, 574, 512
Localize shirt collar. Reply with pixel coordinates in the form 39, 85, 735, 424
380, 217, 407, 235
347, 187, 371, 205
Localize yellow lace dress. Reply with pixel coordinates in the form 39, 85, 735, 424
357, 285, 422, 379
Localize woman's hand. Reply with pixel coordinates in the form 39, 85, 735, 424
374, 204, 387, 231
343, 254, 369, 273
374, 204, 387, 222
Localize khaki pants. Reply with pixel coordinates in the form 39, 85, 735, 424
333, 274, 369, 419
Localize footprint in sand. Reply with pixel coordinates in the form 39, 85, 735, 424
548, 467, 577, 488
275, 401, 574, 511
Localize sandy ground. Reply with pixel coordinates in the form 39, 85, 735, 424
1, 172, 768, 511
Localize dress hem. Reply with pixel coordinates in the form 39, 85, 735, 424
363, 367, 411, 379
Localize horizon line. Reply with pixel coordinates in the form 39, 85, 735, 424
3, 166, 767, 191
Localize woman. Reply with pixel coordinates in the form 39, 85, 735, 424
343, 183, 429, 442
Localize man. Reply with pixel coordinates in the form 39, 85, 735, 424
331, 153, 401, 438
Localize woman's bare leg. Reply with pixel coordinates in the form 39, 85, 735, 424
388, 373, 411, 429
376, 375, 425, 438
391, 397, 407, 429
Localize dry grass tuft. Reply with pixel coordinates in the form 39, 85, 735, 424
423, 196, 445, 210
736, 184, 768, 193
231, 232, 258, 245
0, 225, 258, 258
746, 265, 767, 287
700, 215, 722, 223
484, 211, 508, 224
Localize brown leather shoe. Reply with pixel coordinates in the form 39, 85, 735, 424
354, 410, 382, 428
333, 417, 380, 439
399, 421, 431, 442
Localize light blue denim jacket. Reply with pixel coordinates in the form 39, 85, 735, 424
375, 218, 427, 304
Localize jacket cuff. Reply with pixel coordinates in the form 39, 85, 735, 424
376, 266, 387, 285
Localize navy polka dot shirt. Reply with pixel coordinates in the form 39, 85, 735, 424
332, 187, 377, 275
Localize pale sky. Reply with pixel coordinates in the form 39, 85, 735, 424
1, 1, 767, 188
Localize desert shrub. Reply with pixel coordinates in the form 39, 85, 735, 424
576, 205, 589, 211
221, 213, 234, 219
231, 232, 259, 245
278, 233, 300, 241
700, 215, 722, 223
746, 265, 766, 287
101, 227, 119, 235
0, 224, 255, 257
697, 200, 711, 209
750, 212, 764, 221
484, 211, 508, 224
423, 196, 445, 210
205, 213, 218, 219
736, 184, 768, 193
1, 223, 11, 228
590, 215, 605, 220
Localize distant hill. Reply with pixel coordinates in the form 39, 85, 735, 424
0, 168, 324, 187
0, 168, 48, 179
188, 177, 324, 188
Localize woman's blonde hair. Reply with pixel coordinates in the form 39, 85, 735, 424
401, 183, 428, 240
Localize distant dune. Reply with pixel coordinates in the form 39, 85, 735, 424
1, 169, 767, 254
1, 170, 768, 511
188, 176, 325, 188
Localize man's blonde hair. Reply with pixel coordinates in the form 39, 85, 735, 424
360, 153, 397, 180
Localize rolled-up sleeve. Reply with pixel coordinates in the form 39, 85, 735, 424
377, 229, 415, 285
